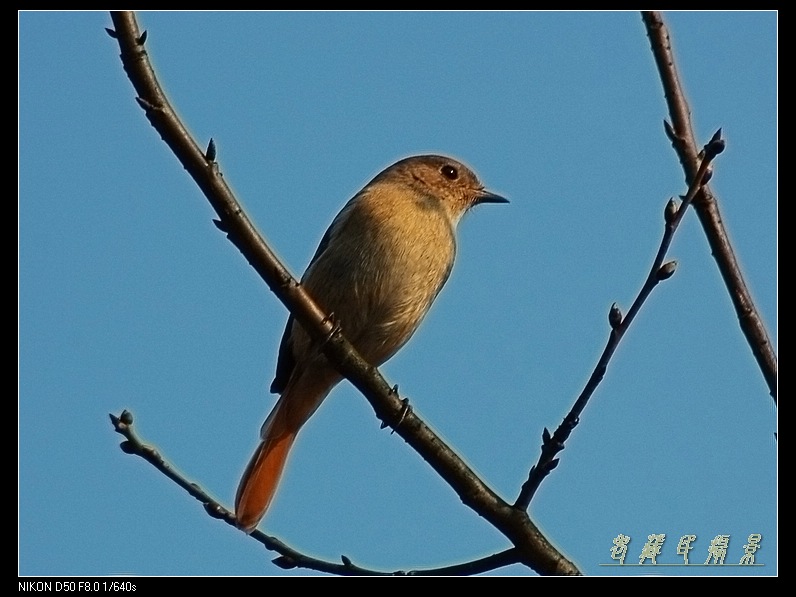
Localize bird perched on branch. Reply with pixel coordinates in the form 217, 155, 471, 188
235, 154, 508, 533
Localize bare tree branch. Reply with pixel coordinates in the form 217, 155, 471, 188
641, 11, 777, 404
110, 410, 524, 575
107, 11, 578, 576
517, 134, 725, 508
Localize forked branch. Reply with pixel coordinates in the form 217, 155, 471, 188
107, 11, 578, 576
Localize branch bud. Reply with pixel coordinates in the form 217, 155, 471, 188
609, 302, 623, 329
664, 198, 679, 223
657, 260, 678, 281
704, 128, 726, 159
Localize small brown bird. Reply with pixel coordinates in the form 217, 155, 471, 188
235, 154, 507, 533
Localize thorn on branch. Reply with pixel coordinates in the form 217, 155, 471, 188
213, 218, 230, 233
105, 28, 118, 39
135, 97, 155, 112
663, 120, 676, 142
120, 440, 135, 454
206, 138, 216, 162
392, 398, 412, 434
380, 395, 411, 431
380, 386, 399, 430
137, 30, 148, 45
380, 384, 401, 427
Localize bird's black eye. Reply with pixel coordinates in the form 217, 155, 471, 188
441, 165, 458, 180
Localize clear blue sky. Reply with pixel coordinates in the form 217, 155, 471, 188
19, 11, 776, 576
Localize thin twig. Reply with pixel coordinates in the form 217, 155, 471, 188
110, 409, 522, 575
641, 11, 777, 404
516, 134, 725, 508
107, 11, 579, 576
108, 410, 381, 575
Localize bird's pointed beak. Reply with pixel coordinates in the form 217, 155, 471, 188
475, 189, 509, 205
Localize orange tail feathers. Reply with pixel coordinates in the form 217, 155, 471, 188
234, 371, 336, 533
234, 425, 296, 533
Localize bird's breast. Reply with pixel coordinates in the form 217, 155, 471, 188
303, 194, 456, 365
